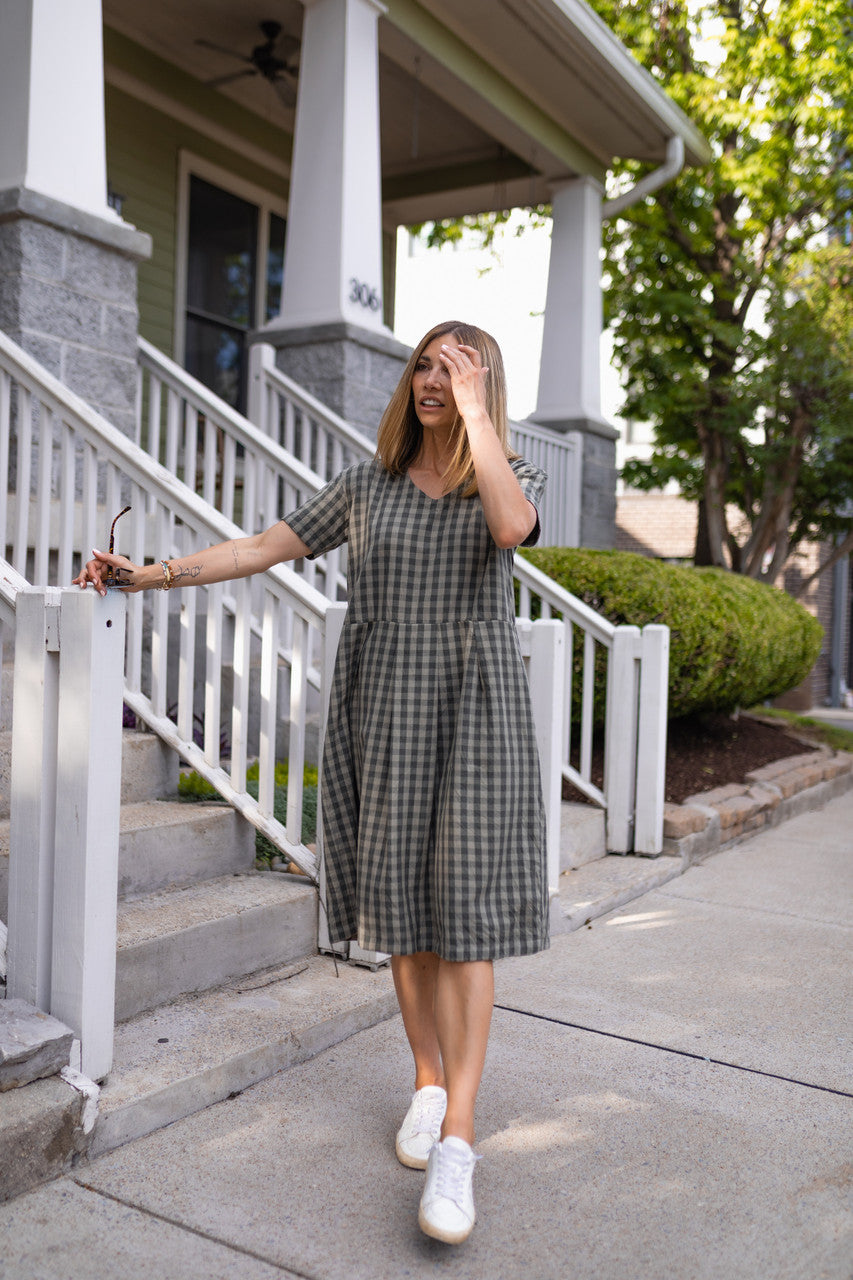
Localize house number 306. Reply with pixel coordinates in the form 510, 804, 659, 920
349, 279, 382, 312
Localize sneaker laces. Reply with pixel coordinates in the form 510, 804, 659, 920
434, 1142, 479, 1204
411, 1089, 446, 1138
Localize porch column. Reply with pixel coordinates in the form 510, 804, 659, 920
259, 0, 409, 437
530, 177, 617, 548
0, 0, 150, 438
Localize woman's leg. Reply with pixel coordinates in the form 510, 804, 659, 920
434, 958, 494, 1145
391, 952, 445, 1089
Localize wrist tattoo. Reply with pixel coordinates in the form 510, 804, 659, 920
173, 564, 202, 581
231, 543, 239, 571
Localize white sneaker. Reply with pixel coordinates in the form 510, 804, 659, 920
418, 1135, 480, 1244
395, 1086, 447, 1169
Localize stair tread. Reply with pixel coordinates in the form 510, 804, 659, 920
119, 798, 232, 832
117, 872, 314, 949
94, 953, 396, 1155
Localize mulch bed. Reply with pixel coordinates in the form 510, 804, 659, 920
564, 711, 820, 806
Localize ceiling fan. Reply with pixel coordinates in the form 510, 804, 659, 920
196, 19, 300, 108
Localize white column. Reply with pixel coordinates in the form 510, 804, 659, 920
278, 0, 389, 332
0, 0, 114, 220
534, 177, 604, 425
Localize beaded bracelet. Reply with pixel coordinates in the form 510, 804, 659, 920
160, 559, 174, 590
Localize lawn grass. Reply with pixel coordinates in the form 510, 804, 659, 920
750, 706, 853, 755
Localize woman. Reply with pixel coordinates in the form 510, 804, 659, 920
75, 321, 549, 1245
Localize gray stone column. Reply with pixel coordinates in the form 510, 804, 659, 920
0, 188, 151, 439
258, 321, 411, 440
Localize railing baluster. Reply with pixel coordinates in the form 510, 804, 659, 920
204, 581, 223, 768
580, 632, 595, 782
177, 525, 197, 744
35, 404, 54, 585
12, 386, 33, 575
258, 588, 279, 819
150, 502, 170, 717
0, 369, 10, 554
230, 576, 251, 789
222, 436, 236, 523
58, 421, 75, 585
286, 614, 308, 845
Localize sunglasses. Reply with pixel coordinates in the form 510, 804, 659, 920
103, 505, 131, 588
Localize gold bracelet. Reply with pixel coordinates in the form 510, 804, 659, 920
160, 559, 174, 590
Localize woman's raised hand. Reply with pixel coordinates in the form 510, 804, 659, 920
73, 550, 141, 596
439, 343, 490, 425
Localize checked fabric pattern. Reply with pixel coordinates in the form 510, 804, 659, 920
284, 458, 549, 961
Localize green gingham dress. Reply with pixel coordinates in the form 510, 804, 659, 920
284, 457, 549, 961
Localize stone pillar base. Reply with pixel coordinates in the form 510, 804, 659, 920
0, 187, 151, 439
257, 321, 411, 440
528, 412, 618, 549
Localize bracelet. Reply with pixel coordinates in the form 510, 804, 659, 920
160, 559, 174, 590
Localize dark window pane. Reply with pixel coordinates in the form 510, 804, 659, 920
185, 315, 244, 410
187, 176, 257, 328
266, 212, 286, 321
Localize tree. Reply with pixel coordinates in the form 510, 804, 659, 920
590, 0, 853, 579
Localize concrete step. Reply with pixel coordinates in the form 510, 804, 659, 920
0, 1000, 74, 1091
0, 727, 181, 821
120, 731, 179, 805
561, 800, 607, 869
117, 799, 255, 899
115, 871, 317, 1022
93, 952, 397, 1157
551, 850, 684, 936
0, 800, 257, 920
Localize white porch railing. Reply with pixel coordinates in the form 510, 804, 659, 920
514, 556, 669, 854
508, 418, 582, 548
1, 329, 334, 885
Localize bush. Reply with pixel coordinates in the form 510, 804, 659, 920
519, 547, 823, 720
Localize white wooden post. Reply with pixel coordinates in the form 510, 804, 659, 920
51, 588, 126, 1080
526, 620, 565, 896
603, 625, 640, 853
7, 587, 62, 1010
246, 342, 274, 435
634, 624, 670, 854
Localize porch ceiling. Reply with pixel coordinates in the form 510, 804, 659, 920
102, 0, 708, 225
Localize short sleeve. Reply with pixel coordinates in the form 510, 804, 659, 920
283, 466, 353, 560
510, 458, 547, 547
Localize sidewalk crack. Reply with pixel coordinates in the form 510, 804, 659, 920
493, 1003, 853, 1099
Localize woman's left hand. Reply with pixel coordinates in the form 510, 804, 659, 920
439, 343, 490, 426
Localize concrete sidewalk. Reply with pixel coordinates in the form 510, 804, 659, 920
2, 795, 851, 1280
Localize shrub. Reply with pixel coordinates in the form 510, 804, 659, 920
519, 547, 823, 720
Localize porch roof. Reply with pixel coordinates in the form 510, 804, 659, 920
103, 0, 708, 224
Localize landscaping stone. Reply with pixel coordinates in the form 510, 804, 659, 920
663, 747, 853, 863
0, 1000, 74, 1091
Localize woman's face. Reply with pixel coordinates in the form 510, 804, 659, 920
411, 334, 460, 435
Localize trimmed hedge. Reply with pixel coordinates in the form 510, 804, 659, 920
519, 547, 823, 720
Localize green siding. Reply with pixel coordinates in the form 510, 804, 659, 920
105, 83, 291, 358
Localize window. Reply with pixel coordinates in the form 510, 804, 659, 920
178, 161, 286, 414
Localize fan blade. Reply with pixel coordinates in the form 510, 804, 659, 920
207, 69, 258, 88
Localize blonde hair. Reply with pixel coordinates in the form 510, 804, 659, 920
376, 321, 517, 497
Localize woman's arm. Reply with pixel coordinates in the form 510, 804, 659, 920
73, 520, 311, 597
441, 343, 537, 549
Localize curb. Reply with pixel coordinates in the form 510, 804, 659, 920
661, 748, 853, 863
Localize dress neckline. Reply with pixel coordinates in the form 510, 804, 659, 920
405, 470, 456, 501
